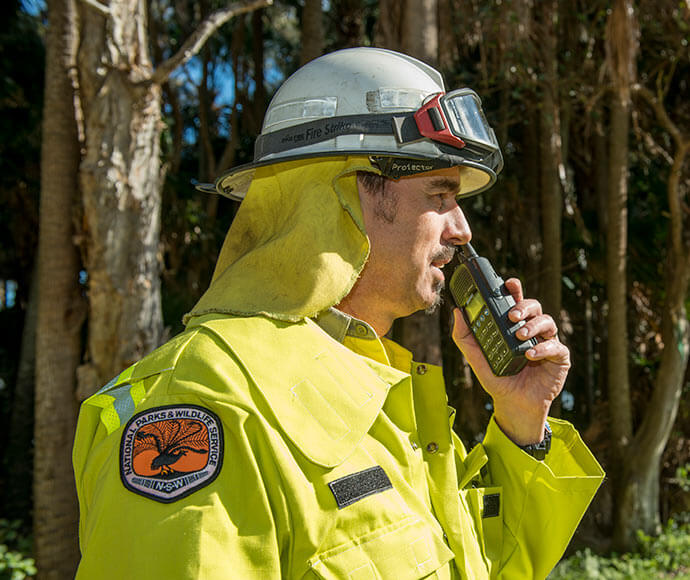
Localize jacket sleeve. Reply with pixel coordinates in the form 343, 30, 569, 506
480, 416, 605, 580
73, 390, 288, 580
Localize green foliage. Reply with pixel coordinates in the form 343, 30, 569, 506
549, 518, 690, 579
0, 520, 35, 580
674, 465, 690, 493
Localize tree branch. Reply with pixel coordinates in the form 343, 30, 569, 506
150, 0, 272, 86
632, 84, 686, 149
79, 0, 110, 16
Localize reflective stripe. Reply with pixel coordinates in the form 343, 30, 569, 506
86, 366, 145, 434
130, 382, 145, 407
109, 384, 136, 428
86, 393, 121, 434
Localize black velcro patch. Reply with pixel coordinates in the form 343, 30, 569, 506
482, 493, 500, 518
328, 466, 393, 509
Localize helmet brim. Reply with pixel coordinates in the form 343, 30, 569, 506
199, 150, 496, 202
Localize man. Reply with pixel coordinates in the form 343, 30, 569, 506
73, 48, 604, 579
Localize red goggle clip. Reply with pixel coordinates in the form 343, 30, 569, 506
413, 93, 466, 150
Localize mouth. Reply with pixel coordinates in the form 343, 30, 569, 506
430, 247, 456, 281
430, 259, 450, 282
431, 258, 451, 270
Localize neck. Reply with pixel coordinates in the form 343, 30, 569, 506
336, 286, 395, 337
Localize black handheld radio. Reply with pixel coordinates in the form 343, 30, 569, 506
448, 243, 538, 376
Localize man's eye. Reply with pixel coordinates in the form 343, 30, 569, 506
436, 194, 454, 210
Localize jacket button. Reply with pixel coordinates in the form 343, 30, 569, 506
355, 324, 368, 336
426, 442, 439, 454
416, 364, 427, 375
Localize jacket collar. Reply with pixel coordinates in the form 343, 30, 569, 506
192, 314, 408, 469
312, 307, 378, 343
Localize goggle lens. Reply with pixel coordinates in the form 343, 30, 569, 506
443, 92, 494, 147
413, 89, 497, 153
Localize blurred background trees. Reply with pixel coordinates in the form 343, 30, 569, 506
0, 0, 688, 577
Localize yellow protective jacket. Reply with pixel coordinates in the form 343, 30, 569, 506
74, 311, 604, 579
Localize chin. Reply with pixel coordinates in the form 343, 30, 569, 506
423, 284, 444, 315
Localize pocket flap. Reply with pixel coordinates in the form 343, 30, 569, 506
458, 443, 489, 489
309, 517, 455, 580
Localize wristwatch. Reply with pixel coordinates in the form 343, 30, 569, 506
518, 421, 552, 461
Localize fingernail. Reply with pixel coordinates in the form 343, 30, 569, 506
513, 309, 523, 320
526, 348, 536, 358
518, 328, 529, 339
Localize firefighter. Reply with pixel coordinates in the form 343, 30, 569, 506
74, 47, 604, 579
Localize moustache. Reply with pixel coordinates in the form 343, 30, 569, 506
431, 246, 457, 264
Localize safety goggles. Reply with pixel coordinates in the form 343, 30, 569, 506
412, 89, 498, 153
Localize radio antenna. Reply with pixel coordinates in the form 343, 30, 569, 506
460, 243, 478, 260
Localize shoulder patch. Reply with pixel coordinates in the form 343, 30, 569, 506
120, 405, 223, 503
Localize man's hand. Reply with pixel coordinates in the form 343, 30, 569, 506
451, 277, 570, 446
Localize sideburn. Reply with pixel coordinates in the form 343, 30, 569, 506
373, 181, 399, 223
357, 171, 398, 223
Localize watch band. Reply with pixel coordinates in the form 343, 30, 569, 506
518, 421, 552, 461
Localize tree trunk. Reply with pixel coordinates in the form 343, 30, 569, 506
605, 0, 638, 549
333, 0, 364, 48
537, 0, 563, 416
252, 9, 266, 117
300, 0, 325, 65
34, 0, 82, 575
75, 0, 164, 397
374, 0, 403, 51
376, 0, 438, 65
537, 0, 562, 334
614, 86, 690, 547
402, 0, 438, 66
607, 95, 634, 545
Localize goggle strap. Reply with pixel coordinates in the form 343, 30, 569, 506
391, 115, 424, 144
255, 113, 403, 159
256, 111, 448, 160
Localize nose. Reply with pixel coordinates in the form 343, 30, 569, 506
443, 202, 472, 246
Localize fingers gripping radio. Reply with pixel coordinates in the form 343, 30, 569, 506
449, 244, 538, 376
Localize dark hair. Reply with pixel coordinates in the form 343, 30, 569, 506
356, 171, 398, 223
356, 171, 388, 196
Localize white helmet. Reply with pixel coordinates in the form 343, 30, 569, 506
201, 47, 503, 200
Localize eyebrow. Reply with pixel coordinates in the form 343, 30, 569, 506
427, 177, 461, 195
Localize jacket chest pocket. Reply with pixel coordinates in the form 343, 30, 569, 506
307, 516, 455, 580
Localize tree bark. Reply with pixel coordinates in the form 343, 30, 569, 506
332, 0, 364, 48
536, 0, 563, 416
402, 0, 438, 66
374, 0, 403, 51
300, 0, 325, 65
605, 0, 637, 551
606, 96, 633, 456
537, 0, 562, 332
75, 0, 165, 397
75, 0, 269, 397
34, 0, 82, 575
614, 85, 690, 548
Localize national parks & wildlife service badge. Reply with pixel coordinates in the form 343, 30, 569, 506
120, 405, 223, 503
